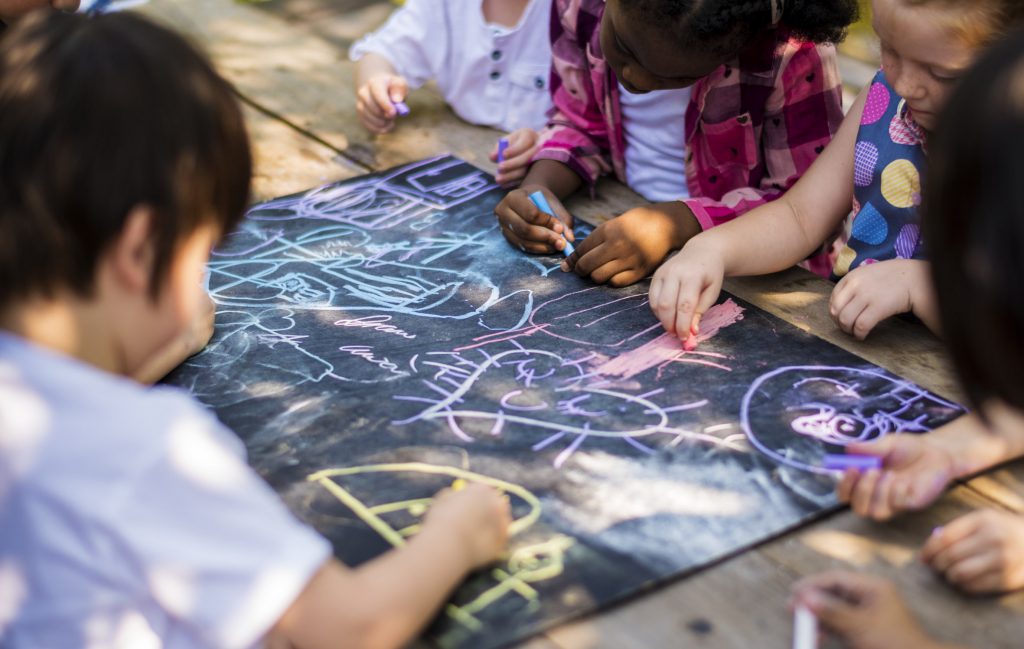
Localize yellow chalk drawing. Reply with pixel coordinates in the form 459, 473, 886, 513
307, 462, 575, 630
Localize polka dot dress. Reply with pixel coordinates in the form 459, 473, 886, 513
832, 71, 927, 279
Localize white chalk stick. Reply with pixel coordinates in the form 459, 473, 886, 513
793, 604, 817, 649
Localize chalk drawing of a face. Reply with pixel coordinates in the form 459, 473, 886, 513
395, 346, 727, 468
740, 366, 964, 474
306, 463, 574, 629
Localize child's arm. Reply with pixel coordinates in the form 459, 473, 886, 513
648, 88, 866, 337
839, 402, 1024, 521
269, 483, 511, 649
350, 0, 441, 134
829, 259, 941, 340
922, 510, 1024, 595
792, 571, 968, 649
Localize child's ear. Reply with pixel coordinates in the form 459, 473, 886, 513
108, 205, 158, 295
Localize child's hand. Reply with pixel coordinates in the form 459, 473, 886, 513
491, 128, 539, 187
922, 510, 1024, 594
494, 186, 575, 255
837, 435, 956, 521
356, 73, 409, 134
560, 204, 692, 288
791, 571, 939, 649
425, 483, 511, 570
830, 259, 932, 340
649, 238, 725, 338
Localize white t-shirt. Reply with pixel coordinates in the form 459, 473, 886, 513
0, 333, 330, 649
618, 82, 691, 202
350, 0, 553, 132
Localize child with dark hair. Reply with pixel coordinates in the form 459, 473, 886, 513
792, 27, 1024, 648
495, 0, 856, 287
651, 0, 1024, 342
0, 11, 509, 648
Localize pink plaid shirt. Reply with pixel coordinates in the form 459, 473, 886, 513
535, 0, 845, 231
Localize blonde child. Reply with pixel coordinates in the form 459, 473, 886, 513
794, 26, 1024, 647
495, 0, 856, 286
649, 0, 1024, 342
0, 12, 509, 648
352, 0, 551, 186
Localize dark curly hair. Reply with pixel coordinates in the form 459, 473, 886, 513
627, 0, 859, 53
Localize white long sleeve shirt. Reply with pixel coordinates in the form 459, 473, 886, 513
350, 0, 553, 132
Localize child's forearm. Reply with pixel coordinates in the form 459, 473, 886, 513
521, 159, 584, 200
356, 52, 398, 88
929, 410, 1024, 479
276, 526, 478, 649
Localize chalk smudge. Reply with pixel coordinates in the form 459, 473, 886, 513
593, 299, 745, 379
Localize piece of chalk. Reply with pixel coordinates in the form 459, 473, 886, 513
451, 478, 467, 491
393, 100, 410, 116
792, 605, 817, 649
822, 453, 883, 471
683, 332, 698, 352
528, 190, 575, 257
497, 137, 509, 164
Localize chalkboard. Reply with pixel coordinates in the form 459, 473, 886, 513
165, 155, 964, 649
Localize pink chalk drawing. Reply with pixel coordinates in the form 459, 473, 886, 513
740, 366, 965, 475
392, 343, 740, 469
591, 299, 746, 379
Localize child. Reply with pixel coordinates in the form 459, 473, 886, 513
0, 12, 510, 649
649, 0, 1024, 342
351, 0, 551, 186
793, 26, 1024, 648
495, 0, 856, 286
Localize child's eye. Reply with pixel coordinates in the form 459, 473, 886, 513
930, 69, 959, 83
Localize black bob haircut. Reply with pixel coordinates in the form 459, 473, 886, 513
924, 28, 1024, 415
0, 11, 251, 308
626, 0, 859, 52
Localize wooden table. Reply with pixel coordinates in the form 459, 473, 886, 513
142, 1, 1024, 645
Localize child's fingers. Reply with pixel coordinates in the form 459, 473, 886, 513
922, 514, 982, 564
651, 278, 684, 336
945, 551, 1001, 590
926, 531, 988, 575
867, 470, 898, 521
505, 127, 538, 154
495, 166, 528, 188
608, 269, 643, 288
852, 305, 885, 341
497, 147, 537, 176
834, 295, 870, 336
368, 79, 398, 118
837, 467, 860, 503
849, 468, 882, 517
589, 259, 631, 286
388, 76, 409, 104
561, 230, 599, 272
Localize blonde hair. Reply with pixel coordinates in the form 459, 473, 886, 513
902, 0, 1024, 47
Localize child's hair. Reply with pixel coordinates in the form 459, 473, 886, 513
0, 11, 251, 308
628, 0, 859, 53
902, 0, 1024, 48
924, 28, 1024, 414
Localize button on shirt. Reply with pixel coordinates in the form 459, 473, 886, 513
350, 0, 553, 132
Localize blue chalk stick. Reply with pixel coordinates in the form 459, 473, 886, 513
497, 137, 510, 164
393, 101, 410, 116
528, 190, 575, 257
822, 453, 883, 471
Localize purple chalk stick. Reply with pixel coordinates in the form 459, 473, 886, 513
497, 137, 510, 164
823, 453, 883, 472
393, 101, 410, 116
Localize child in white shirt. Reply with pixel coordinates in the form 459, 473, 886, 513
0, 12, 510, 649
351, 0, 552, 186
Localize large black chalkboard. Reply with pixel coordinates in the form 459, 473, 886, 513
166, 155, 963, 649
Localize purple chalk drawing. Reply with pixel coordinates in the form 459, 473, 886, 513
740, 366, 964, 475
